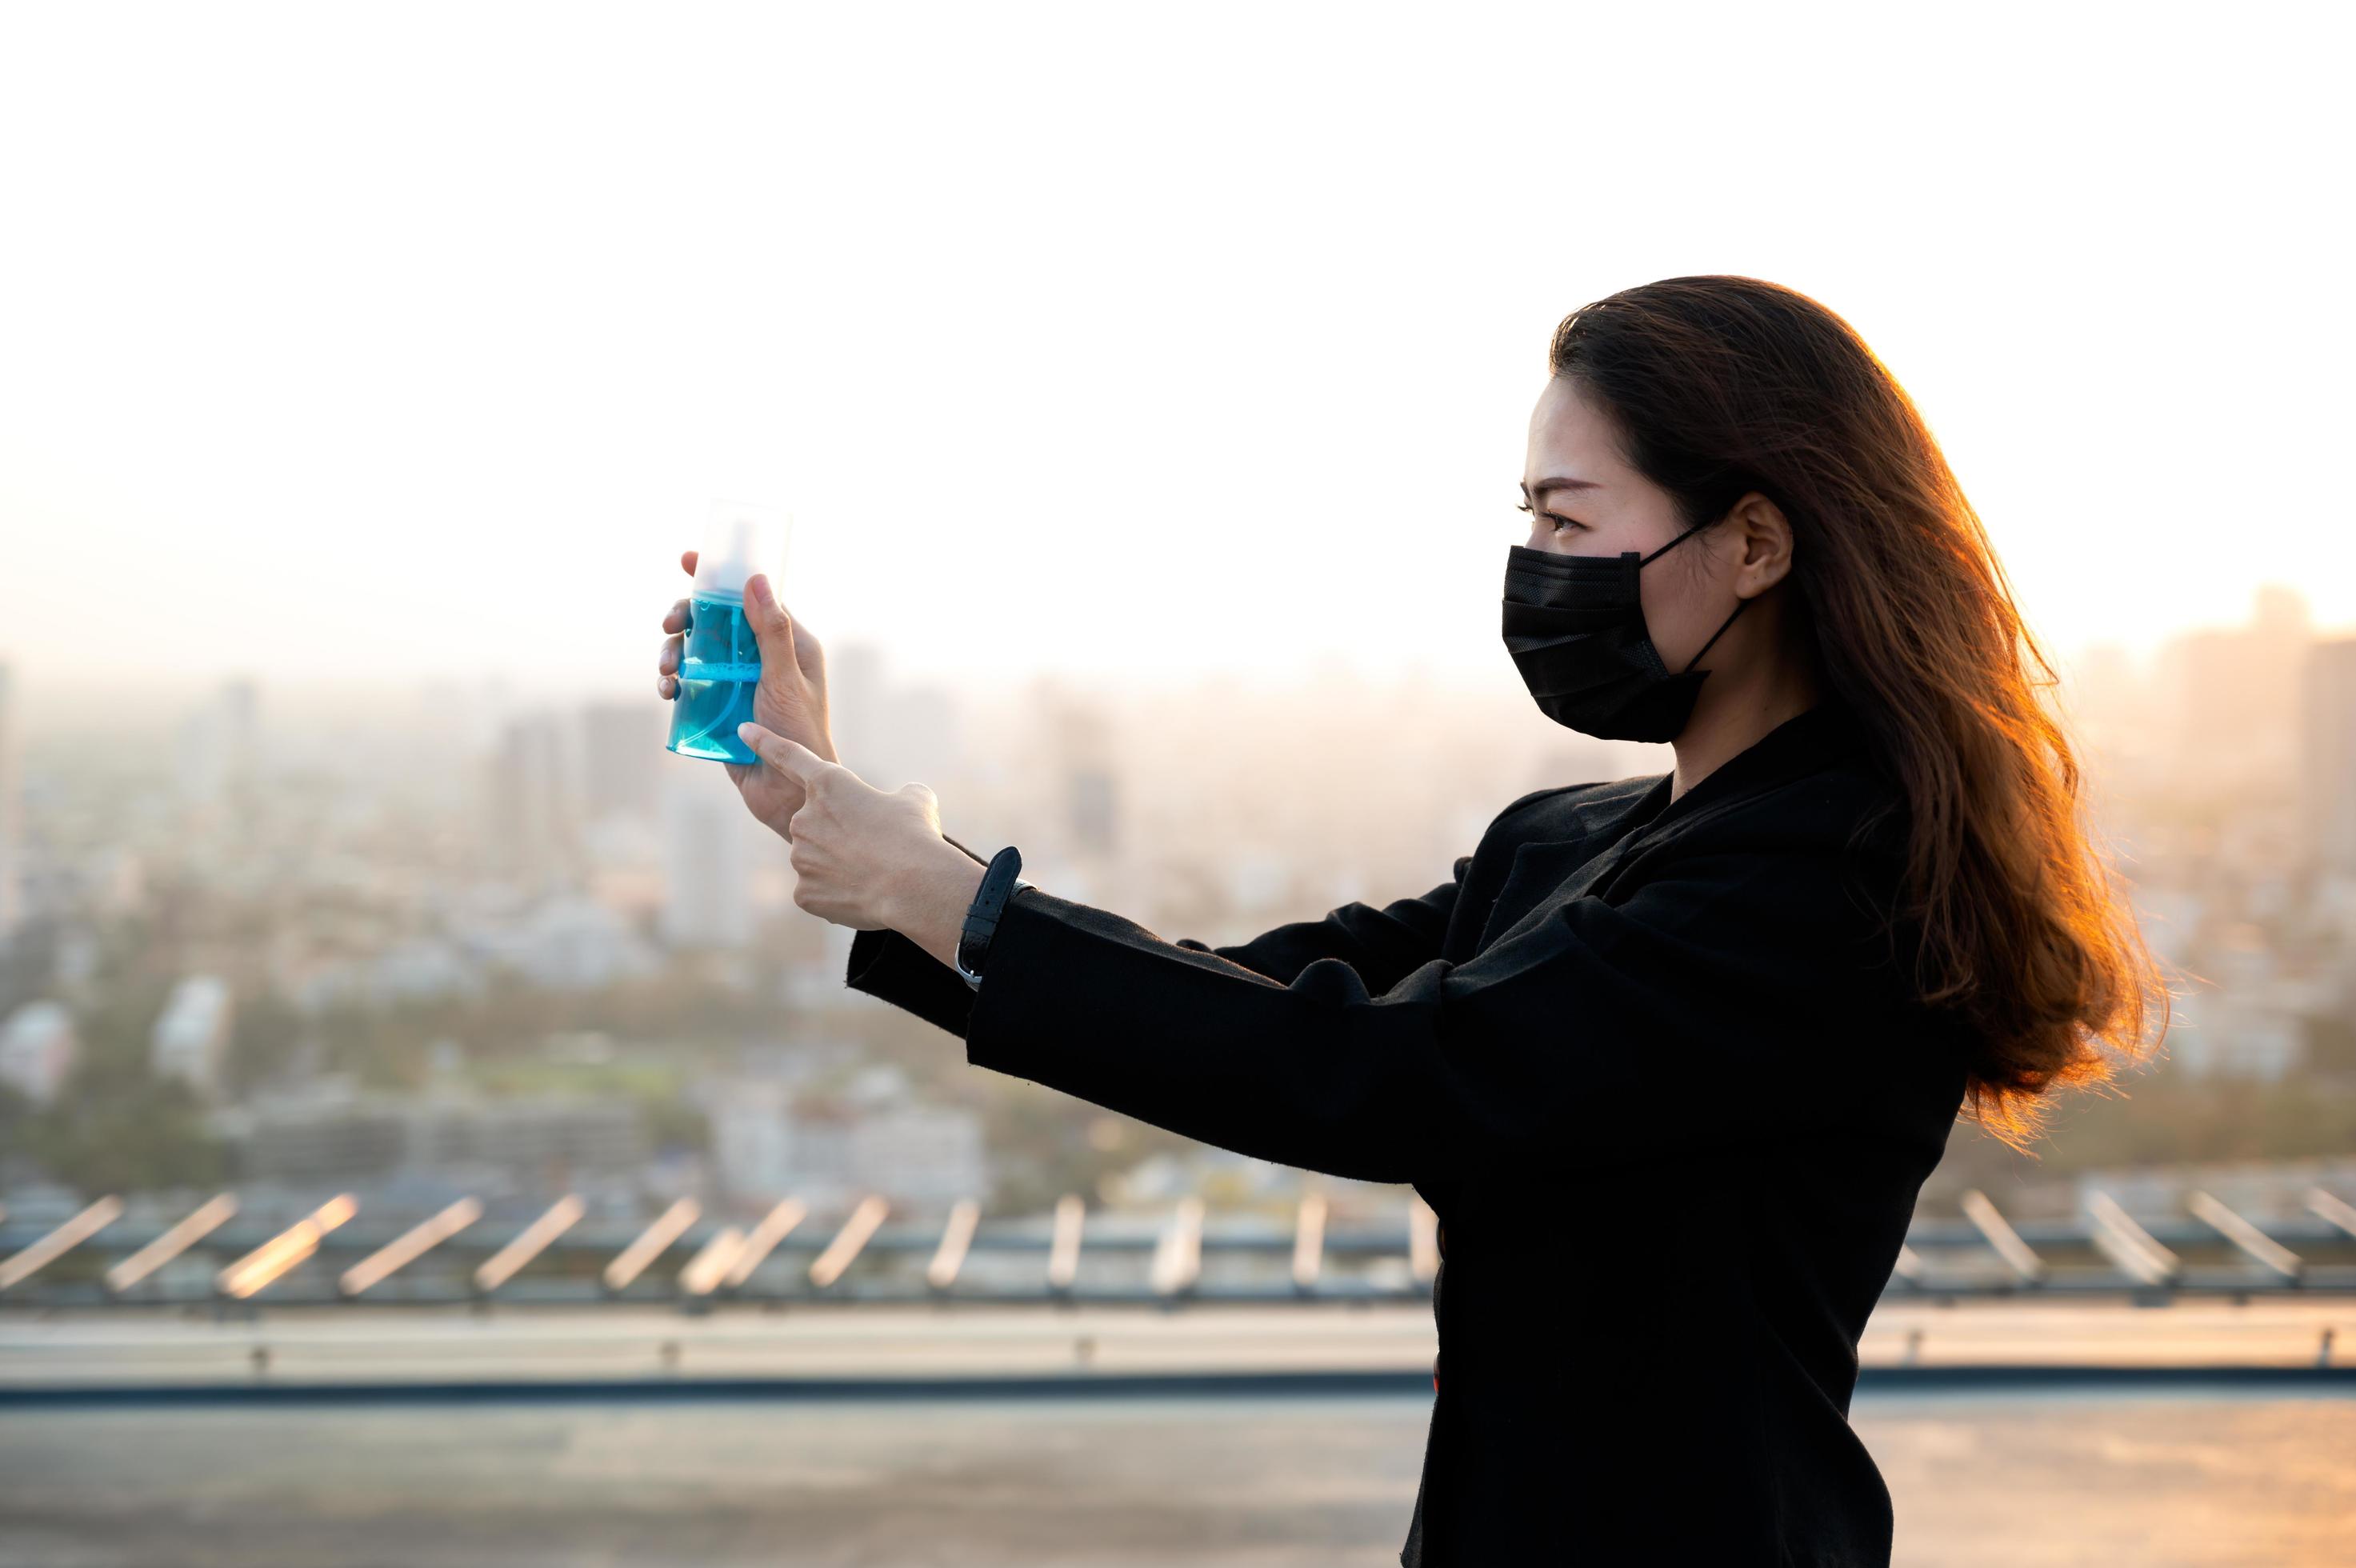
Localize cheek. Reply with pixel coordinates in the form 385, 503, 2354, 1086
1639, 576, 1703, 658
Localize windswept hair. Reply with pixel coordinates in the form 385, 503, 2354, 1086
1550, 275, 2171, 1151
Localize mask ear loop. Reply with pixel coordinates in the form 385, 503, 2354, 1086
1637, 510, 1750, 675
1678, 594, 1750, 675
1639, 517, 1713, 566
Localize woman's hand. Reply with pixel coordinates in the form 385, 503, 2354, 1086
656, 547, 838, 837
736, 720, 986, 963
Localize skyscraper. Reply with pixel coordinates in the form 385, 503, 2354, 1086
0, 1001, 74, 1106
177, 677, 262, 813
579, 702, 662, 823
2162, 584, 2313, 799
2301, 638, 2356, 877
660, 778, 753, 949
0, 663, 19, 943
151, 974, 234, 1100
485, 710, 586, 889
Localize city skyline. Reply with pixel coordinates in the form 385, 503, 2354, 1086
2, 10, 2351, 698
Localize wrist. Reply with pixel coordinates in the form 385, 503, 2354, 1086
890, 836, 989, 971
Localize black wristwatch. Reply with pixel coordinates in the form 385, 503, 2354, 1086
954, 842, 1033, 990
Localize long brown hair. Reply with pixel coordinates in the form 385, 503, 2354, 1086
1550, 275, 2170, 1151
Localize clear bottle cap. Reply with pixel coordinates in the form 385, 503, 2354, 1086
691, 498, 788, 601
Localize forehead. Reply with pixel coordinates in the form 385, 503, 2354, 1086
1523, 375, 1632, 486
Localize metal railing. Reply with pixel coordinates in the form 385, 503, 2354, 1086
5, 1184, 2355, 1312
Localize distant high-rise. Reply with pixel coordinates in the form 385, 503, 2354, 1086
828, 643, 889, 778
0, 1000, 75, 1106
823, 644, 965, 791
2162, 584, 2313, 798
705, 1078, 989, 1210
579, 702, 662, 822
151, 974, 234, 1099
221, 677, 260, 801
2301, 638, 2356, 876
0, 663, 20, 942
1070, 766, 1118, 857
178, 677, 262, 812
485, 711, 586, 888
1047, 694, 1119, 857
660, 779, 753, 949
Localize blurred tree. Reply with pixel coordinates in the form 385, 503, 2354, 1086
23, 1075, 225, 1194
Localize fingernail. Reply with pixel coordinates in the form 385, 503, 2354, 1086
736, 722, 759, 744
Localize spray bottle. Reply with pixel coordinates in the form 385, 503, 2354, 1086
667, 500, 786, 765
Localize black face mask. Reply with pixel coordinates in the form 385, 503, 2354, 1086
1500, 513, 1750, 742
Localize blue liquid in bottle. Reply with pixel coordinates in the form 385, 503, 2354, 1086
666, 591, 761, 764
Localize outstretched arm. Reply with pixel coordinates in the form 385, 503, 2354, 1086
858, 782, 1580, 1018
743, 724, 1906, 1188
1171, 858, 1474, 993
934, 838, 1910, 1184
842, 846, 1482, 1043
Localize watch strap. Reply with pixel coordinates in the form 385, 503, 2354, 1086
956, 844, 1025, 982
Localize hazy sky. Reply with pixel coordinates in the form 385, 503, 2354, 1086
1, 3, 2347, 713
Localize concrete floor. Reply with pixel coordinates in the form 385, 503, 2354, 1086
2, 1390, 2352, 1566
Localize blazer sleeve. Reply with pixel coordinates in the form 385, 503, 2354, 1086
838, 857, 1471, 1042
841, 786, 1579, 1046
1162, 783, 1574, 986
941, 831, 1911, 1185
1169, 856, 1473, 990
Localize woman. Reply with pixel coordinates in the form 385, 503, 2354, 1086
655, 275, 2169, 1566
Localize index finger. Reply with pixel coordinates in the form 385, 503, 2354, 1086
737, 721, 830, 785
681, 548, 698, 578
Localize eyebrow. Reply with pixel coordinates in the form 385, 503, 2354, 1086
1522, 476, 1602, 497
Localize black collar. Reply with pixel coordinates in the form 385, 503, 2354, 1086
1484, 701, 1884, 942
1547, 698, 1878, 852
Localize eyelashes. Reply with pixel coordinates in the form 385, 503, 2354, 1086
1516, 501, 1585, 533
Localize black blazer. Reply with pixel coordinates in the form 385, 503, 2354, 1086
845, 699, 1973, 1566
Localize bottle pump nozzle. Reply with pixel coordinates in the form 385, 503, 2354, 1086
692, 502, 779, 601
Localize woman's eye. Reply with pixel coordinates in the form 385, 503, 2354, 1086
1515, 501, 1582, 533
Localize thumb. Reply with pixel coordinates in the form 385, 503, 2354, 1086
743, 574, 797, 666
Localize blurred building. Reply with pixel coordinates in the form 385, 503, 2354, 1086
707, 1078, 796, 1197
0, 663, 19, 944
825, 642, 966, 791
2158, 584, 2312, 800
706, 1078, 987, 1210
1049, 698, 1122, 858
783, 924, 860, 1010
0, 1001, 77, 1106
478, 896, 662, 990
826, 642, 890, 780
485, 710, 586, 889
235, 1086, 650, 1194
177, 678, 262, 813
852, 1102, 990, 1206
288, 936, 478, 1012
579, 701, 662, 823
2167, 923, 2314, 1079
150, 974, 234, 1099
661, 780, 751, 949
2302, 637, 2356, 876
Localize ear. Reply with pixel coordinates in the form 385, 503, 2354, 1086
1724, 490, 1796, 594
